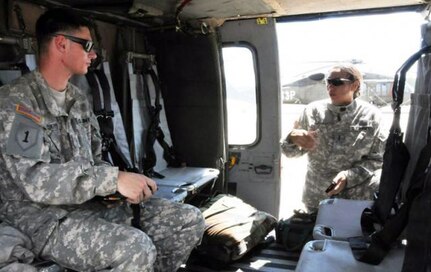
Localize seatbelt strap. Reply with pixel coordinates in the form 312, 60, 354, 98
402, 153, 431, 271
147, 66, 181, 167
351, 46, 431, 264
360, 130, 409, 236
141, 68, 160, 177
350, 134, 431, 265
360, 45, 431, 233
142, 65, 181, 177
96, 69, 142, 230
94, 69, 112, 114
87, 69, 142, 230
86, 71, 112, 163
85, 71, 103, 112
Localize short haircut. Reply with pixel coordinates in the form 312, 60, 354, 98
36, 8, 93, 55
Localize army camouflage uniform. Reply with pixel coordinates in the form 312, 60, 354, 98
0, 71, 205, 271
281, 99, 386, 211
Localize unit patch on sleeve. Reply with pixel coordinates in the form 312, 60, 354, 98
15, 104, 42, 124
6, 106, 43, 159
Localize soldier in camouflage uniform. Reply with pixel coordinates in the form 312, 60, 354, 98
0, 8, 205, 271
281, 64, 386, 212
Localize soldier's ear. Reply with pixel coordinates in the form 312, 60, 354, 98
53, 35, 67, 53
352, 80, 360, 92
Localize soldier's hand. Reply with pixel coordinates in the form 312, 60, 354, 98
327, 171, 348, 196
288, 129, 318, 150
117, 171, 158, 204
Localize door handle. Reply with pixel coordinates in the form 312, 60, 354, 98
254, 164, 273, 175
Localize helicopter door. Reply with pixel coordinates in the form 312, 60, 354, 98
220, 18, 281, 217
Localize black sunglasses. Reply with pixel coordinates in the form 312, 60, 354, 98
54, 34, 94, 53
326, 78, 353, 86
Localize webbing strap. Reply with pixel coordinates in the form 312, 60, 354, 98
142, 75, 159, 177
141, 66, 161, 176
370, 131, 409, 225
360, 46, 431, 233
156, 127, 181, 167
402, 163, 431, 271
86, 71, 113, 163
94, 69, 113, 113
352, 46, 431, 264
87, 68, 142, 230
350, 134, 431, 265
141, 65, 181, 176
85, 72, 103, 113
147, 67, 181, 167
91, 70, 124, 167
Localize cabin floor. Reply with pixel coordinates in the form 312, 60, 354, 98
178, 141, 307, 271
180, 231, 299, 272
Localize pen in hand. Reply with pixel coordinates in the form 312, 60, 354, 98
325, 182, 337, 193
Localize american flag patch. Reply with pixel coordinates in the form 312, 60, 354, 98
15, 104, 42, 124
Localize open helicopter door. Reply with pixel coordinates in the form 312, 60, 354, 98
220, 18, 282, 217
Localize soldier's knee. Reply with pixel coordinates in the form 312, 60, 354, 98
113, 228, 157, 268
131, 231, 157, 265
197, 209, 206, 233
188, 205, 206, 237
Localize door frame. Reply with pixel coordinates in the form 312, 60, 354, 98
220, 17, 282, 217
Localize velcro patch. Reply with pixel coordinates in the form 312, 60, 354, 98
6, 113, 43, 159
16, 104, 42, 124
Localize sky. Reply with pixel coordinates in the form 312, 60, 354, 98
276, 11, 426, 84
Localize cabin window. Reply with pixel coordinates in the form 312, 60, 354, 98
222, 46, 258, 145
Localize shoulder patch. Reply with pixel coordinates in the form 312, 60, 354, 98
6, 113, 43, 159
16, 104, 42, 124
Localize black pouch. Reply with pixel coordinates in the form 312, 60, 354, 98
194, 194, 277, 265
276, 209, 317, 252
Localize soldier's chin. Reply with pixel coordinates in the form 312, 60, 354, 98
77, 68, 89, 75
330, 97, 343, 105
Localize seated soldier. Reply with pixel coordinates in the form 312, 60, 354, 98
0, 8, 205, 271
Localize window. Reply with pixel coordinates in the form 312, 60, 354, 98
222, 46, 258, 145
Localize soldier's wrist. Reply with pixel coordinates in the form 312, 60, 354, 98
286, 132, 294, 144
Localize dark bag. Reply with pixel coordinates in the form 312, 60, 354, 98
276, 210, 316, 252
195, 194, 277, 264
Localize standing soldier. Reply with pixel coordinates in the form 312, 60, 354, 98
281, 64, 387, 212
0, 8, 205, 271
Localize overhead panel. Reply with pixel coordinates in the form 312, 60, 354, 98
280, 0, 428, 16
20, 0, 428, 28
180, 0, 273, 20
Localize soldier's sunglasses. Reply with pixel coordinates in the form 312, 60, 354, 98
326, 78, 352, 86
54, 34, 94, 52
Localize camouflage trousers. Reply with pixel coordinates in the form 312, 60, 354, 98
40, 198, 205, 272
